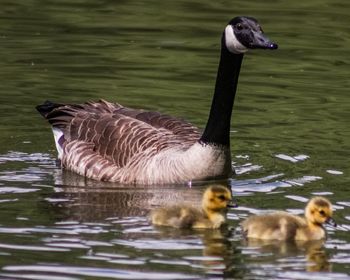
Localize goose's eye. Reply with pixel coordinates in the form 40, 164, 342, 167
218, 195, 226, 201
319, 210, 326, 216
236, 23, 243, 31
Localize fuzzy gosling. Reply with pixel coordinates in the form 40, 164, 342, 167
150, 185, 235, 229
241, 197, 336, 241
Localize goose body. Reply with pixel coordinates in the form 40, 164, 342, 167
150, 185, 234, 229
37, 16, 277, 185
241, 197, 336, 241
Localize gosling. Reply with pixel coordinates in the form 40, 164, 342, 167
150, 185, 235, 229
241, 197, 336, 241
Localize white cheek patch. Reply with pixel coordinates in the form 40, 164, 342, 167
225, 25, 248, 54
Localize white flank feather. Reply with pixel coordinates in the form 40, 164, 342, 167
109, 142, 231, 184
52, 127, 64, 160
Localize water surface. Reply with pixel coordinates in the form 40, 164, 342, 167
0, 0, 349, 279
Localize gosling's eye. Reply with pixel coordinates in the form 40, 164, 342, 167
218, 195, 226, 201
319, 210, 326, 216
236, 23, 243, 31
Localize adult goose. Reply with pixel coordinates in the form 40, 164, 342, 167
37, 16, 278, 185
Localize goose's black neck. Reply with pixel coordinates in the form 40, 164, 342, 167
200, 34, 244, 146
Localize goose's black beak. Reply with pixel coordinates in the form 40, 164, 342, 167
326, 217, 337, 227
249, 31, 278, 50
227, 199, 238, 208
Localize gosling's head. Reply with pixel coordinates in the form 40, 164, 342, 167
224, 16, 278, 54
202, 185, 235, 213
305, 197, 336, 227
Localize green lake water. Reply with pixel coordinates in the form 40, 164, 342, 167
0, 0, 349, 279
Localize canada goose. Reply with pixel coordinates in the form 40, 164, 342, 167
36, 16, 278, 184
241, 197, 336, 241
150, 185, 235, 229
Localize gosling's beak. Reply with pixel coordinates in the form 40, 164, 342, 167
326, 217, 337, 227
227, 199, 238, 208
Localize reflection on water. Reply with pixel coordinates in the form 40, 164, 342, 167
241, 239, 331, 272
0, 152, 349, 279
51, 170, 209, 220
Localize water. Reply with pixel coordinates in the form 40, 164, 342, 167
0, 0, 349, 279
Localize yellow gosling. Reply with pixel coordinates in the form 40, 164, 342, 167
150, 185, 234, 229
241, 197, 336, 241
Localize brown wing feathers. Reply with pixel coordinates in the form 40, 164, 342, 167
36, 100, 201, 180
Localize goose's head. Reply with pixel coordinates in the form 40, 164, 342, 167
202, 185, 236, 213
305, 197, 336, 227
224, 16, 278, 54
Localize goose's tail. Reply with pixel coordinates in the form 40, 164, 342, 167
36, 100, 64, 118
36, 101, 66, 159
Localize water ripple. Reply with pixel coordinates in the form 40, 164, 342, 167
3, 265, 196, 279
0, 187, 39, 193
0, 152, 54, 165
235, 163, 262, 175
231, 174, 322, 193
0, 243, 69, 252
275, 154, 310, 163
0, 273, 80, 280
326, 170, 344, 175
273, 271, 350, 280
112, 238, 204, 250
